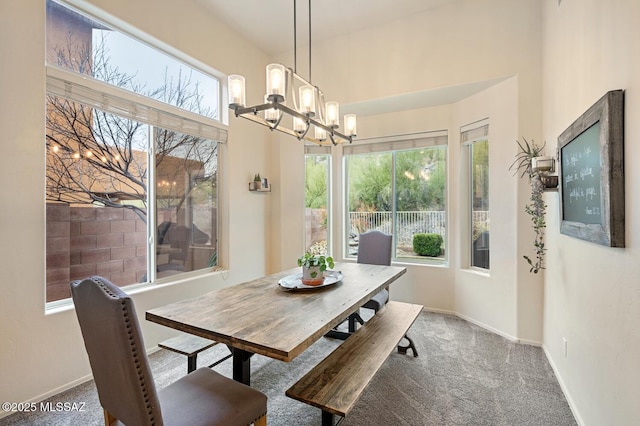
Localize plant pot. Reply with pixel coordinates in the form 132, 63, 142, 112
254, 181, 262, 190
301, 265, 324, 285
541, 174, 558, 188
532, 156, 555, 173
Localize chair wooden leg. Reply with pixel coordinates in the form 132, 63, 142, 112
254, 413, 267, 426
103, 409, 117, 426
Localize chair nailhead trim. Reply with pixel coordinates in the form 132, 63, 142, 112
119, 293, 158, 424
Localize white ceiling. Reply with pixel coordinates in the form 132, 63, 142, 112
196, 0, 455, 56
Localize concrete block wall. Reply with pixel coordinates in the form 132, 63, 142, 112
46, 204, 147, 302
304, 208, 327, 251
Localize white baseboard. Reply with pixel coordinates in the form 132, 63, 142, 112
422, 307, 542, 346
0, 374, 93, 420
422, 306, 456, 316
542, 345, 584, 426
455, 312, 522, 343
0, 346, 162, 420
422, 309, 579, 423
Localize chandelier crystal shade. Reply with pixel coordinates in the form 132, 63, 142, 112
227, 0, 356, 146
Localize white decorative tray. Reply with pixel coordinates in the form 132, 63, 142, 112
278, 270, 344, 291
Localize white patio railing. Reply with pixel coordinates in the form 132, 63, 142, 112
348, 210, 489, 247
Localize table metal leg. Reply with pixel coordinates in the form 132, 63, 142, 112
325, 312, 365, 340
321, 410, 335, 426
232, 348, 253, 385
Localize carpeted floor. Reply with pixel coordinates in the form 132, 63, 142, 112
0, 311, 577, 426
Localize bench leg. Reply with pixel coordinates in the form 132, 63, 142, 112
187, 354, 197, 374
397, 334, 418, 357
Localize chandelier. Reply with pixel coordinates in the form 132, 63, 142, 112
227, 0, 356, 146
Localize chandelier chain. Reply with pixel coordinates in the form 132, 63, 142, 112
308, 0, 312, 83
293, 0, 297, 74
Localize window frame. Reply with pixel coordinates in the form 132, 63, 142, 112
45, 0, 228, 309
304, 145, 332, 256
461, 120, 490, 272
342, 131, 448, 265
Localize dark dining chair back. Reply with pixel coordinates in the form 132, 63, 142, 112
357, 231, 418, 357
71, 276, 268, 426
358, 230, 392, 311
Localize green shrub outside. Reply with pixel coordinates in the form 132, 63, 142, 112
413, 233, 443, 257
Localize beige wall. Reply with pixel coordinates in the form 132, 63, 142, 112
542, 0, 640, 424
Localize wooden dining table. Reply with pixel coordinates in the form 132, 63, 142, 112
146, 261, 407, 385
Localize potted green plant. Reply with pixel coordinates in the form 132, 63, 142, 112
510, 137, 547, 274
297, 253, 334, 285
253, 173, 262, 190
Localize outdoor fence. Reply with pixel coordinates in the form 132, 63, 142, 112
307, 209, 490, 256
348, 210, 489, 248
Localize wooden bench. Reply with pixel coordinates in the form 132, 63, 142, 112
286, 300, 423, 426
158, 334, 231, 374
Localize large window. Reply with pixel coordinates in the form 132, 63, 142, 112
45, 1, 225, 303
304, 146, 331, 256
463, 122, 490, 270
344, 132, 448, 262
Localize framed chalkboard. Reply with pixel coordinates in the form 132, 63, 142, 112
558, 90, 624, 247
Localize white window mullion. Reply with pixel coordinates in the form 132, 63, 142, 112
147, 126, 157, 282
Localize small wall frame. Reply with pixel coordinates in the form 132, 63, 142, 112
558, 89, 625, 247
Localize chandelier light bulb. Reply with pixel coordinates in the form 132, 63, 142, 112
315, 125, 327, 142
293, 116, 306, 134
325, 101, 339, 128
264, 95, 279, 123
299, 85, 316, 117
228, 75, 246, 108
266, 64, 286, 102
344, 114, 357, 137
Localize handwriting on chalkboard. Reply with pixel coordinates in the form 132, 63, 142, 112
561, 122, 602, 224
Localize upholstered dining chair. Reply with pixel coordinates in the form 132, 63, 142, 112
70, 276, 267, 426
356, 230, 418, 357
357, 230, 393, 312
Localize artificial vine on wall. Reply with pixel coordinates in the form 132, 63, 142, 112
510, 137, 547, 274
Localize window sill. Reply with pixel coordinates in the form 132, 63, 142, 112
45, 268, 228, 315
342, 257, 449, 269
462, 267, 490, 277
